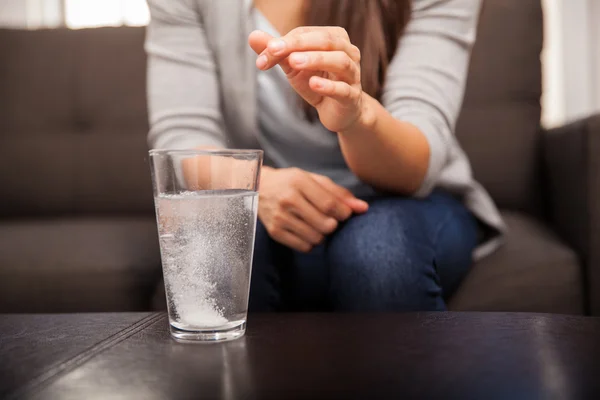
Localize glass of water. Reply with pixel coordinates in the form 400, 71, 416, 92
149, 149, 263, 342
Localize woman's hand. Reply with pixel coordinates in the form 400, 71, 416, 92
259, 166, 368, 252
249, 28, 367, 133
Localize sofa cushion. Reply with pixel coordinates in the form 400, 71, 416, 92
457, 0, 543, 212
0, 129, 153, 217
449, 212, 584, 314
75, 27, 148, 131
0, 27, 152, 217
0, 218, 162, 313
0, 29, 75, 134
71, 129, 154, 215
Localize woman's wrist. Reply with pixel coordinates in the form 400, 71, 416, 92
338, 92, 378, 136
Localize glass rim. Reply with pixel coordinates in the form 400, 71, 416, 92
149, 148, 264, 157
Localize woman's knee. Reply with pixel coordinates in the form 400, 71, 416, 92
326, 203, 445, 311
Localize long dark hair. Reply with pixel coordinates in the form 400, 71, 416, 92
303, 0, 412, 118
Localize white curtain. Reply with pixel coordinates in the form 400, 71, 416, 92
26, 0, 63, 28
0, 0, 61, 28
64, 0, 149, 29
0, 0, 149, 29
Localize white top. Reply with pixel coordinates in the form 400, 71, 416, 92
145, 0, 506, 259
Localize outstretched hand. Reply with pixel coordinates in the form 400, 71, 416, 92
249, 27, 373, 253
248, 27, 366, 133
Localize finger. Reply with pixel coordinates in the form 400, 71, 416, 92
284, 215, 325, 246
309, 76, 362, 105
274, 28, 356, 58
250, 30, 294, 73
248, 30, 271, 54
297, 176, 353, 223
253, 26, 312, 70
262, 29, 357, 70
289, 51, 359, 84
310, 173, 369, 214
274, 229, 313, 253
306, 175, 353, 221
289, 194, 339, 235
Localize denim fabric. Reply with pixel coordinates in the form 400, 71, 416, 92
249, 190, 479, 312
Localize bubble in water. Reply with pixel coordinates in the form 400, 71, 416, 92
155, 190, 258, 330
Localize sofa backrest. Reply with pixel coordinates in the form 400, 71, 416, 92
0, 1, 544, 217
457, 0, 543, 213
0, 27, 152, 217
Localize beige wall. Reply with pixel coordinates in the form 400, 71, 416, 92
593, 0, 600, 113
541, 0, 599, 128
541, 0, 564, 128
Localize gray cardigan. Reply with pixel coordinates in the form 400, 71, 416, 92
145, 0, 506, 259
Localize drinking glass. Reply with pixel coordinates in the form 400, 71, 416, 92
150, 149, 263, 342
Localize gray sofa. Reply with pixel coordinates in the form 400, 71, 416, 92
0, 0, 598, 315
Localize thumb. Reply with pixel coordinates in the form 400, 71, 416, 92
310, 173, 369, 214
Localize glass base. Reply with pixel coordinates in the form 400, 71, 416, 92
169, 320, 246, 343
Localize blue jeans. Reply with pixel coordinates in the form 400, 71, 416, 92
248, 190, 479, 312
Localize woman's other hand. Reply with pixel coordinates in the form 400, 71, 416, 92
259, 167, 368, 252
249, 28, 367, 134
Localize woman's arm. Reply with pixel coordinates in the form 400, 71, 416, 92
146, 0, 226, 150
337, 94, 430, 195
342, 0, 483, 196
252, 0, 482, 196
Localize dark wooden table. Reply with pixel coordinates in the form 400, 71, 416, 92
1, 312, 599, 399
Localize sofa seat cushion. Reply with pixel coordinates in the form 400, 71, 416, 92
449, 212, 584, 314
0, 217, 161, 313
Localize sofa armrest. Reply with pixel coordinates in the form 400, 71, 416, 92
543, 114, 600, 315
